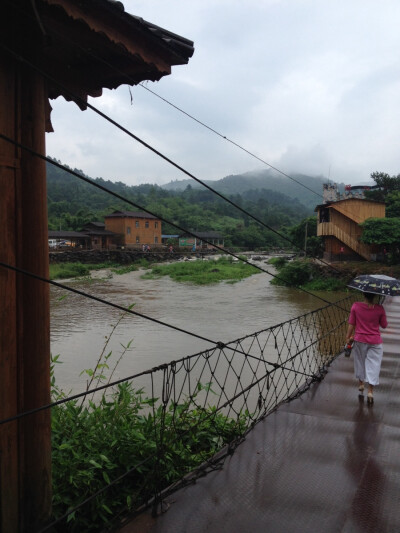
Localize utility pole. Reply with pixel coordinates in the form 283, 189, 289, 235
304, 219, 308, 257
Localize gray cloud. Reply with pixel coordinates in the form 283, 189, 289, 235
45, 0, 400, 188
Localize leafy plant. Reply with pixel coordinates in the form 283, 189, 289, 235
50, 312, 249, 532
270, 259, 312, 287
51, 380, 248, 532
268, 256, 288, 269
140, 256, 259, 285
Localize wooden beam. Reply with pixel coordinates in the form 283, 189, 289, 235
0, 53, 20, 533
17, 59, 52, 533
0, 51, 52, 532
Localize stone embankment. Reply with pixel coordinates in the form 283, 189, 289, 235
49, 249, 211, 264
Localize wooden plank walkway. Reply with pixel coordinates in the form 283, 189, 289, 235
121, 297, 400, 533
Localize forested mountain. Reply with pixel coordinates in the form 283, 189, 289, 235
163, 168, 334, 209
46, 159, 316, 248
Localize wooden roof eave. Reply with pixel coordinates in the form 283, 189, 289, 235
32, 0, 194, 126
41, 0, 192, 71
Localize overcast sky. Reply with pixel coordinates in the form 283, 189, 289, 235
45, 0, 400, 189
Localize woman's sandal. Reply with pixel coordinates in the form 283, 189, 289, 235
367, 391, 374, 404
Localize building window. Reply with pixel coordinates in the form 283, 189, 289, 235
145, 221, 149, 228
136, 236, 140, 243
135, 221, 139, 228
155, 222, 158, 228
154, 236, 158, 243
127, 226, 131, 234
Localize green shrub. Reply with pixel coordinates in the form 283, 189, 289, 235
302, 278, 347, 291
49, 263, 91, 280
267, 256, 288, 269
270, 260, 311, 287
51, 382, 247, 532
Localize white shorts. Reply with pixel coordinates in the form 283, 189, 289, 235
352, 341, 383, 386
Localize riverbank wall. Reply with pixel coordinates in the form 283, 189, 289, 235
49, 249, 213, 264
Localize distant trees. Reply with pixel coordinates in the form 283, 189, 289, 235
361, 171, 400, 263
364, 171, 400, 216
360, 217, 400, 263
288, 216, 324, 257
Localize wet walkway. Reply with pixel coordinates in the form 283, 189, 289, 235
121, 297, 400, 533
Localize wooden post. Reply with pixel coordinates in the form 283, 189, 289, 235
0, 52, 20, 533
0, 49, 51, 532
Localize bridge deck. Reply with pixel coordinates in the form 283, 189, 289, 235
121, 297, 400, 533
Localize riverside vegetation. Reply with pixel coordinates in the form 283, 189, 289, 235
49, 256, 259, 284
141, 256, 259, 284
49, 259, 151, 280
50, 316, 248, 532
268, 257, 348, 291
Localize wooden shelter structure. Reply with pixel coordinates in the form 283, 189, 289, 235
0, 1, 193, 531
179, 231, 225, 250
316, 198, 385, 261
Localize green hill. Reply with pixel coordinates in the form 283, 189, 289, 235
46, 159, 316, 249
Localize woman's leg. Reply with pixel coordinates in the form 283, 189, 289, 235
352, 341, 367, 384
365, 344, 383, 387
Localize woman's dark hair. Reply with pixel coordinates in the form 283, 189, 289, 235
363, 292, 376, 303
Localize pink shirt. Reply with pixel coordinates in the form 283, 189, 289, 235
348, 302, 388, 344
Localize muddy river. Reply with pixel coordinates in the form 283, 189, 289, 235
50, 258, 341, 393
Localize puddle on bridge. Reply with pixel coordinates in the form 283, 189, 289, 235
50, 260, 346, 394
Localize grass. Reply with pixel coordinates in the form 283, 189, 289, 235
140, 256, 259, 285
301, 277, 347, 291
49, 262, 95, 280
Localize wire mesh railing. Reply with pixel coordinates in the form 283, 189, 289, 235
31, 293, 357, 532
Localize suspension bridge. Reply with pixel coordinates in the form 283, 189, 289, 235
119, 296, 400, 533
1, 3, 399, 532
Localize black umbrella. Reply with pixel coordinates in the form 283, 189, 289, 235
347, 274, 400, 296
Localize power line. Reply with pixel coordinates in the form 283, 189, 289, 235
139, 81, 324, 198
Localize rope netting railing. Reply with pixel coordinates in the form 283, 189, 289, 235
34, 293, 357, 532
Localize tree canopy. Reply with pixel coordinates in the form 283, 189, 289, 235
360, 217, 400, 245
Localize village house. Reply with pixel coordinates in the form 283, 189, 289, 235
104, 210, 162, 248
316, 184, 385, 261
179, 231, 224, 250
48, 223, 117, 250
81, 222, 117, 250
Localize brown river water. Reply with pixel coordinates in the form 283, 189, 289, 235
50, 258, 342, 394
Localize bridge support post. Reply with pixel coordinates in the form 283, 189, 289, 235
0, 47, 51, 532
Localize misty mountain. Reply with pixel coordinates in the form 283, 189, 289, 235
163, 168, 342, 209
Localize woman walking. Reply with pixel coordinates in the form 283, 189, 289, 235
346, 292, 388, 404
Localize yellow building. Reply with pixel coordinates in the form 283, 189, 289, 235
105, 210, 161, 248
316, 198, 385, 261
